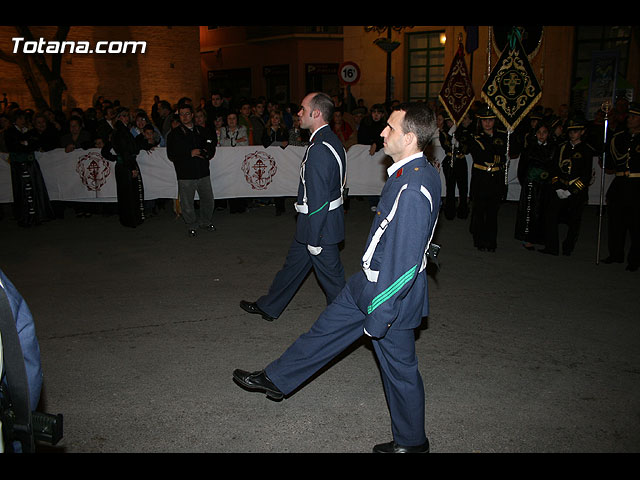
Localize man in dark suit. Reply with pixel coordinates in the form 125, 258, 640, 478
234, 102, 441, 453
239, 92, 347, 321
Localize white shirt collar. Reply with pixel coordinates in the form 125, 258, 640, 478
387, 152, 423, 177
310, 123, 329, 141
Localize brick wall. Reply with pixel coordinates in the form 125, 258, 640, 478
0, 26, 203, 115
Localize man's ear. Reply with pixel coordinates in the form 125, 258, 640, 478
404, 131, 416, 147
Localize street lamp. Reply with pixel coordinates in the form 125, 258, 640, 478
364, 26, 410, 105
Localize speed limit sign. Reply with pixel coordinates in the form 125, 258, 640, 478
339, 61, 361, 85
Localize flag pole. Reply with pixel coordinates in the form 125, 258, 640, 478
596, 100, 612, 265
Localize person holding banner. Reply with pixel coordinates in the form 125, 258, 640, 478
239, 92, 347, 322
440, 111, 472, 220
233, 102, 441, 453
603, 102, 640, 272
466, 106, 508, 252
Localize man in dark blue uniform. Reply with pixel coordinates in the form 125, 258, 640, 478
603, 102, 640, 271
234, 102, 441, 453
541, 117, 596, 256
466, 106, 508, 251
239, 92, 347, 321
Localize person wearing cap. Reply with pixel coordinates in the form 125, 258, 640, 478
602, 101, 640, 271
465, 105, 508, 251
548, 115, 566, 144
541, 116, 596, 256
516, 106, 544, 152
440, 110, 472, 220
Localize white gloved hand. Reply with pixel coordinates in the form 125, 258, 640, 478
556, 189, 571, 199
448, 124, 457, 136
307, 245, 323, 256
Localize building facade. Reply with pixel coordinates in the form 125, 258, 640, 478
1, 26, 637, 122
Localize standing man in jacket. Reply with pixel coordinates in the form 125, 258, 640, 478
166, 103, 217, 237
239, 92, 347, 322
234, 102, 441, 453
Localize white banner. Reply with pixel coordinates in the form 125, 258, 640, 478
0, 145, 612, 205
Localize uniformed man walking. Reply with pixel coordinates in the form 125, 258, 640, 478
233, 102, 441, 453
603, 101, 640, 271
239, 92, 347, 321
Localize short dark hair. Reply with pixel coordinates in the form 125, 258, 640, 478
394, 102, 438, 151
309, 92, 335, 123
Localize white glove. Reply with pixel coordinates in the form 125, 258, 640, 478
307, 245, 323, 256
448, 124, 457, 136
556, 189, 571, 199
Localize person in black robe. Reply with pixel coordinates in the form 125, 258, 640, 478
100, 107, 145, 227
514, 121, 556, 249
4, 109, 55, 227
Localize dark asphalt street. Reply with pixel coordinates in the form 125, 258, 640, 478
0, 196, 638, 453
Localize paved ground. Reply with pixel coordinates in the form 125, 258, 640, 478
0, 195, 638, 454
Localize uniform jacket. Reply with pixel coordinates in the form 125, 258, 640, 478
467, 129, 508, 173
356, 154, 441, 338
0, 269, 42, 411
608, 129, 640, 175
550, 139, 595, 196
606, 129, 640, 201
294, 124, 347, 247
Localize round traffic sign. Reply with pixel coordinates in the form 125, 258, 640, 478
339, 61, 361, 85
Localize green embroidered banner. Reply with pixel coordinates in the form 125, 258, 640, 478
439, 42, 475, 127
481, 28, 542, 132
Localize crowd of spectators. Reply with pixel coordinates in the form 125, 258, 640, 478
1, 91, 631, 219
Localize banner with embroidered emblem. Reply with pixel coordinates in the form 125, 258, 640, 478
481, 28, 542, 132
439, 41, 475, 127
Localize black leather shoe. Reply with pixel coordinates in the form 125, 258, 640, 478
372, 439, 430, 453
626, 264, 638, 272
239, 300, 276, 321
232, 369, 284, 400
539, 248, 558, 256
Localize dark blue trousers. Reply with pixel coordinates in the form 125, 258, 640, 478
255, 238, 345, 319
265, 273, 427, 446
